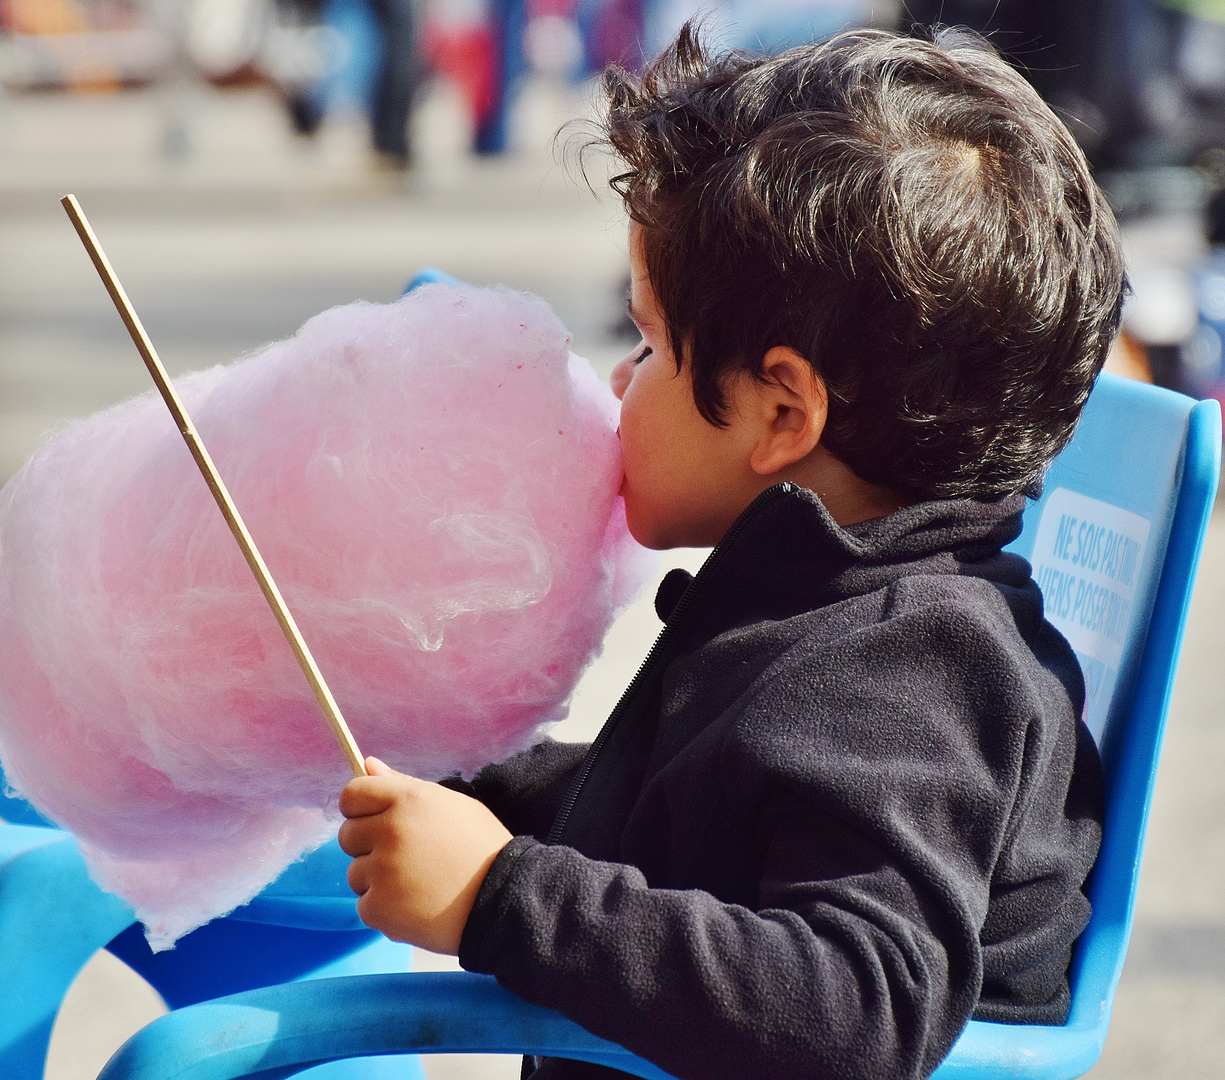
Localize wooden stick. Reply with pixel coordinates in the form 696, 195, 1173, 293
61, 194, 367, 779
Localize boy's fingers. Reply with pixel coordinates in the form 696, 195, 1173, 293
346, 855, 369, 897
337, 816, 374, 857
365, 756, 393, 776
338, 776, 401, 818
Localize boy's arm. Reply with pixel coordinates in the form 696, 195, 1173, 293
459, 827, 966, 1080
343, 759, 977, 1079
440, 739, 589, 840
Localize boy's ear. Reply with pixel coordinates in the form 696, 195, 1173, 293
746, 346, 829, 477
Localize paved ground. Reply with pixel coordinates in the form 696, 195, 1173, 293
1, 75, 1222, 1080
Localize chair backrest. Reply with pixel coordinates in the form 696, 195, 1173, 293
938, 372, 1220, 1078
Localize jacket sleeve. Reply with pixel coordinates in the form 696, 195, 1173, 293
458, 828, 975, 1080
442, 739, 590, 840
457, 604, 1096, 1080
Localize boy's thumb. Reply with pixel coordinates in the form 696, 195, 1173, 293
364, 756, 392, 776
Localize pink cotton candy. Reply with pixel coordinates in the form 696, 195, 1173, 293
0, 284, 653, 949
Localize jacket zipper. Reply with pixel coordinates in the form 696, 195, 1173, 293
545, 482, 796, 845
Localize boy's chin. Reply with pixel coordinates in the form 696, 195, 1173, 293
625, 508, 710, 551
627, 525, 674, 551
623, 509, 674, 551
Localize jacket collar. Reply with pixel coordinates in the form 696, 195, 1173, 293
657, 482, 1031, 629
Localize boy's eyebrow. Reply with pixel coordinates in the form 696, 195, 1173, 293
625, 295, 644, 328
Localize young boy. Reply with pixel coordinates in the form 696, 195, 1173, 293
338, 24, 1122, 1080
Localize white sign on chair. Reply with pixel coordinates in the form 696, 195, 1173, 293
1030, 488, 1152, 741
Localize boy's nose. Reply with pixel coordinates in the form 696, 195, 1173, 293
610, 353, 636, 401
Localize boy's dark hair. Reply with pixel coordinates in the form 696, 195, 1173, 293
598, 25, 1126, 499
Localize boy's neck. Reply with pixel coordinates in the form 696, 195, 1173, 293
778, 444, 915, 528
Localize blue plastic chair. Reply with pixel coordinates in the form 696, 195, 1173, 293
0, 812, 424, 1080
89, 372, 1221, 1080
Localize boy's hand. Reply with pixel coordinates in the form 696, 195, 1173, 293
338, 757, 513, 955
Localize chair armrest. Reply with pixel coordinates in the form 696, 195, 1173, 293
0, 821, 66, 864
97, 970, 679, 1080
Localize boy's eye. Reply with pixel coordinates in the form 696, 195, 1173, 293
634, 346, 652, 365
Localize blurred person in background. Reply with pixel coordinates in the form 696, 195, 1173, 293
898, 1, 1120, 163
1174, 189, 1225, 398
0, 0, 170, 91
165, 0, 418, 167
899, 0, 1225, 171
1159, 0, 1225, 158
1, 0, 92, 34
366, 0, 418, 168
271, 0, 419, 168
898, 0, 1225, 400
268, 0, 329, 137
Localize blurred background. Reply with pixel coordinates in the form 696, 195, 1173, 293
1, 1, 1224, 1078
